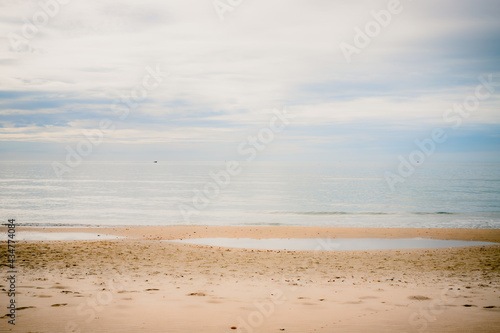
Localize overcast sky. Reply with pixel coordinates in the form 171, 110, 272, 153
1, 0, 499, 162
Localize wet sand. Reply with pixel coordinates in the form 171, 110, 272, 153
1, 226, 499, 332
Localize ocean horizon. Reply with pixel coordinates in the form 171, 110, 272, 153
1, 160, 499, 229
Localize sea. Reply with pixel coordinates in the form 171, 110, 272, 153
1, 161, 499, 229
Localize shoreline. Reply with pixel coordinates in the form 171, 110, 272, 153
5, 225, 500, 243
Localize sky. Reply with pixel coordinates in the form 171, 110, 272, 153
1, 0, 499, 162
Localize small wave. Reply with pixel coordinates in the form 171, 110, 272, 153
269, 211, 389, 216
268, 211, 456, 216
413, 212, 454, 215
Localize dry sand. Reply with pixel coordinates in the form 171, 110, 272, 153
1, 226, 500, 332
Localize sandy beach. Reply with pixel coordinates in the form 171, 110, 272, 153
3, 0, 500, 331
1, 226, 500, 332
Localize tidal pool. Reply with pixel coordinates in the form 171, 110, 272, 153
166, 237, 497, 251
0, 232, 123, 241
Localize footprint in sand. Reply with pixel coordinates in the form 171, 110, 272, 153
187, 292, 206, 296
409, 295, 431, 301
207, 300, 223, 304
359, 296, 379, 300
17, 306, 36, 310
343, 300, 364, 305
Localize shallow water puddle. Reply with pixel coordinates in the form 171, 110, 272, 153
166, 237, 497, 251
0, 232, 123, 241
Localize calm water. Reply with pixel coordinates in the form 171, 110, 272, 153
1, 161, 499, 228
166, 238, 498, 250
0, 232, 123, 241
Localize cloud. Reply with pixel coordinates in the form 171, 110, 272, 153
0, 0, 499, 160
